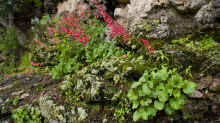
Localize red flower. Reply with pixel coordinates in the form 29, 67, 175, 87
74, 32, 81, 39
68, 29, 75, 36
141, 39, 154, 55
79, 36, 89, 46
148, 48, 155, 55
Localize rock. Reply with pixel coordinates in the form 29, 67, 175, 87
190, 90, 204, 98
146, 24, 170, 39
212, 0, 220, 21
195, 2, 216, 29
197, 76, 212, 90
57, 0, 79, 15
190, 0, 209, 10
20, 93, 30, 99
170, 0, 209, 11
11, 90, 24, 96
113, 0, 219, 39
209, 78, 220, 91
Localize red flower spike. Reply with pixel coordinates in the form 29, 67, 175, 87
74, 32, 81, 39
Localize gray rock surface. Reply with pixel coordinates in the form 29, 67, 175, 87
209, 78, 220, 91
213, 0, 220, 16
113, 0, 220, 39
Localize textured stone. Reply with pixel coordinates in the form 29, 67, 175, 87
197, 76, 212, 90
190, 90, 204, 98
113, 0, 219, 39
11, 90, 24, 96
195, 2, 216, 29
20, 93, 30, 99
209, 78, 220, 91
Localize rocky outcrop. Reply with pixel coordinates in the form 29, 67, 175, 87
114, 0, 220, 39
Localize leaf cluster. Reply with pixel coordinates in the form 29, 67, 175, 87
35, 16, 126, 79
12, 105, 46, 123
127, 66, 196, 121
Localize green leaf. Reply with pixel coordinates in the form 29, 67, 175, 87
159, 66, 169, 80
131, 82, 141, 89
146, 105, 157, 117
140, 98, 152, 106
139, 76, 146, 83
158, 91, 168, 102
147, 81, 154, 88
183, 80, 196, 95
166, 84, 173, 96
133, 108, 147, 121
127, 90, 138, 101
168, 74, 184, 88
143, 71, 149, 80
138, 89, 145, 97
169, 98, 182, 110
157, 83, 165, 90
154, 101, 164, 110
173, 89, 181, 98
133, 111, 141, 122
152, 67, 169, 81
140, 108, 148, 120
132, 100, 140, 109
165, 104, 175, 115
142, 84, 151, 96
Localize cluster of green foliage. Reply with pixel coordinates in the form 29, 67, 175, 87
113, 100, 131, 122
0, 27, 20, 74
171, 34, 220, 75
172, 34, 219, 54
32, 16, 125, 79
127, 66, 196, 121
12, 105, 46, 123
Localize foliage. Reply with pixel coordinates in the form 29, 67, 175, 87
12, 96, 20, 106
170, 34, 220, 75
113, 99, 131, 122
61, 55, 149, 105
18, 52, 31, 72
127, 66, 196, 121
172, 34, 219, 55
50, 17, 125, 79
31, 14, 125, 79
0, 27, 20, 74
12, 105, 46, 123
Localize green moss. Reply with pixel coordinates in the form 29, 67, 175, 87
152, 19, 160, 25
144, 23, 152, 32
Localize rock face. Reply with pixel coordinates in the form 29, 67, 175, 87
114, 0, 220, 39
56, 0, 220, 39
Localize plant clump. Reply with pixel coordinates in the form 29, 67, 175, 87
127, 66, 196, 121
